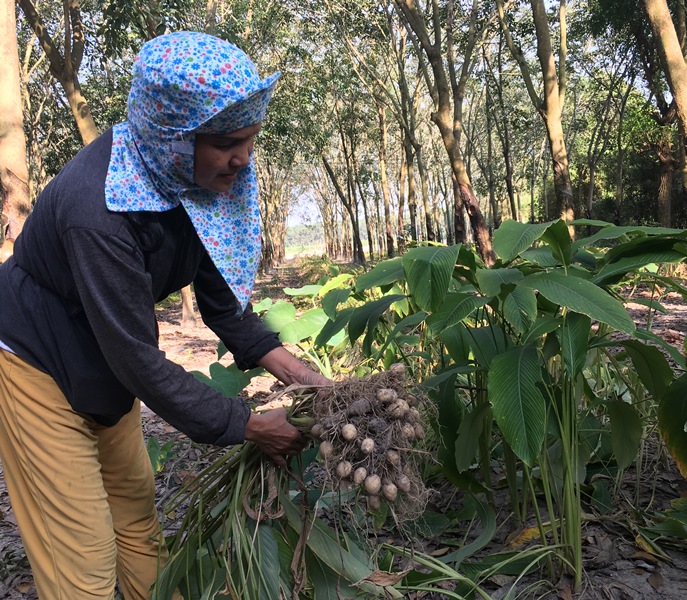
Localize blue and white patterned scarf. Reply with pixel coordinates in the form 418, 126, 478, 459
105, 31, 279, 312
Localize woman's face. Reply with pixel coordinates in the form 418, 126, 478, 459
194, 123, 262, 192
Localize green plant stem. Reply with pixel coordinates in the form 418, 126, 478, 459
502, 443, 521, 523
524, 467, 556, 581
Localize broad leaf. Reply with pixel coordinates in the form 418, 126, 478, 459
439, 324, 471, 364
348, 295, 405, 347
593, 250, 686, 285
321, 288, 352, 319
607, 400, 643, 470
560, 313, 591, 378
402, 245, 460, 312
621, 339, 674, 399
356, 257, 404, 292
475, 267, 524, 297
318, 273, 353, 297
636, 328, 687, 368
454, 403, 490, 472
658, 375, 687, 478
314, 307, 354, 348
503, 286, 537, 334
522, 316, 563, 345
262, 300, 296, 332
488, 345, 546, 466
279, 308, 329, 344
540, 218, 572, 267
492, 220, 554, 262
426, 292, 489, 334
465, 325, 510, 369
284, 284, 322, 297
519, 271, 635, 334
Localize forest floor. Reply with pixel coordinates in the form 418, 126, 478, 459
1, 258, 687, 599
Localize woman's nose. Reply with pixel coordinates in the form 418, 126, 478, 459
229, 140, 253, 167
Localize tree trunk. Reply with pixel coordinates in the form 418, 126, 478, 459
0, 0, 31, 259
657, 136, 676, 226
18, 0, 99, 146
376, 102, 395, 257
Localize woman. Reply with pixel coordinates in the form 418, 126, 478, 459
0, 31, 327, 599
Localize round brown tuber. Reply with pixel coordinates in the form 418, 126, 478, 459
396, 474, 411, 493
336, 460, 353, 479
382, 482, 398, 502
376, 388, 398, 404
310, 423, 324, 439
341, 423, 358, 441
364, 474, 382, 495
347, 397, 372, 416
407, 407, 420, 423
353, 467, 368, 485
367, 495, 382, 510
386, 450, 401, 467
388, 363, 406, 375
360, 437, 375, 454
318, 440, 334, 460
414, 424, 426, 440
387, 400, 409, 419
401, 423, 416, 441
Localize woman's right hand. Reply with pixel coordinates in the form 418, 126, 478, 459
244, 407, 307, 467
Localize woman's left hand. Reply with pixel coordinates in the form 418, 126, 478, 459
257, 347, 332, 388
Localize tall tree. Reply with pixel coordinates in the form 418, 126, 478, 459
18, 0, 99, 145
497, 0, 575, 224
0, 0, 31, 261
391, 0, 495, 265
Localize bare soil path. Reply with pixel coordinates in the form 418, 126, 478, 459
1, 261, 686, 599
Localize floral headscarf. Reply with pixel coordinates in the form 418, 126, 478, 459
105, 31, 280, 312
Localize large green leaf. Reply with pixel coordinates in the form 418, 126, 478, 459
425, 292, 490, 334
454, 402, 490, 472
540, 218, 572, 267
438, 323, 471, 364
355, 257, 404, 292
503, 286, 537, 334
284, 284, 322, 297
475, 267, 524, 297
318, 273, 353, 297
256, 524, 281, 600
593, 250, 686, 285
488, 345, 546, 466
559, 312, 591, 378
402, 245, 460, 312
572, 224, 684, 251
262, 300, 297, 332
314, 307, 354, 348
347, 295, 405, 348
191, 363, 253, 398
522, 316, 563, 345
621, 339, 674, 399
465, 325, 510, 369
492, 220, 554, 262
636, 328, 686, 368
279, 308, 328, 344
519, 271, 635, 334
658, 375, 687, 478
321, 288, 352, 319
607, 400, 643, 470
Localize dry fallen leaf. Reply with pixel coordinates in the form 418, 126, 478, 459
359, 568, 411, 586
648, 571, 664, 591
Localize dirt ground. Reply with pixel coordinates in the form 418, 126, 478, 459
1, 261, 687, 599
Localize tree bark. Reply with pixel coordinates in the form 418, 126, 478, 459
376, 101, 395, 257
18, 0, 99, 145
0, 0, 31, 259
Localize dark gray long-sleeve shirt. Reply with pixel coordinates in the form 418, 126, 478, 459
0, 129, 281, 446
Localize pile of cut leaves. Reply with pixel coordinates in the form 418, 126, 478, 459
151, 365, 434, 600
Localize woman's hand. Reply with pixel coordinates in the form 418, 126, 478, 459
257, 347, 332, 387
244, 407, 307, 467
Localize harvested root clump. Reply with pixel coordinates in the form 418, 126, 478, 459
292, 363, 429, 522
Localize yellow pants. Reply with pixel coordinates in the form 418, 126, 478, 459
0, 350, 177, 599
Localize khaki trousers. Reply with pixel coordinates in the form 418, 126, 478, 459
0, 350, 176, 599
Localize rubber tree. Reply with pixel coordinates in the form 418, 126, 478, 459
0, 0, 31, 261
18, 0, 98, 145
496, 0, 575, 224
391, 0, 495, 265
642, 0, 687, 225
